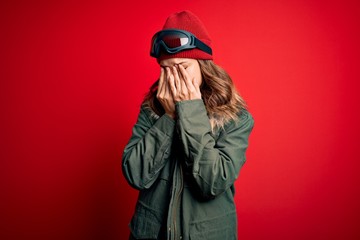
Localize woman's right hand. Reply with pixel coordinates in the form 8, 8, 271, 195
157, 67, 176, 119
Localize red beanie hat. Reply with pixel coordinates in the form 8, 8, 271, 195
156, 10, 213, 62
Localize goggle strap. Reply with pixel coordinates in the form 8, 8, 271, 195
194, 38, 213, 55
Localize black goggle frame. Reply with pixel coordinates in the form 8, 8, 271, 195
150, 28, 212, 58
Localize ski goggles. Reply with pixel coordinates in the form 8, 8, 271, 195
150, 28, 212, 58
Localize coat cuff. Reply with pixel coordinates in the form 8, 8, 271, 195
153, 113, 176, 137
175, 99, 210, 128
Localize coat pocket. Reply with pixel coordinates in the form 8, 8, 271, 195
129, 201, 162, 239
189, 211, 237, 240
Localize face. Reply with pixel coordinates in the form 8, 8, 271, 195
159, 58, 202, 86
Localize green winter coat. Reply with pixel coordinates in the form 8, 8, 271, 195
122, 99, 254, 240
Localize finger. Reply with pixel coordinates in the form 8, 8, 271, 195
173, 65, 181, 94
178, 64, 190, 81
164, 67, 169, 95
177, 65, 188, 98
168, 68, 177, 97
179, 64, 195, 93
165, 67, 173, 96
180, 72, 188, 97
177, 64, 184, 80
157, 67, 165, 97
165, 67, 171, 82
167, 67, 177, 97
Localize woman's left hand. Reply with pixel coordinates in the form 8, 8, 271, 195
168, 64, 202, 102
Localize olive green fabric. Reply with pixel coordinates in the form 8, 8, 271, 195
122, 99, 254, 240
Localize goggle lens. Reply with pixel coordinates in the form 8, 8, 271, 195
151, 31, 190, 56
162, 32, 189, 48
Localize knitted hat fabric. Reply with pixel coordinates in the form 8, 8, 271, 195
156, 10, 213, 62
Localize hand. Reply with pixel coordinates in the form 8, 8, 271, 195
156, 67, 176, 119
168, 64, 202, 102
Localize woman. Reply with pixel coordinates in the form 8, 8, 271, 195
122, 10, 254, 240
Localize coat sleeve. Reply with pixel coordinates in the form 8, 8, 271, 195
176, 99, 254, 200
122, 105, 176, 190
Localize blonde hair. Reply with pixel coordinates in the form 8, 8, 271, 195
143, 60, 247, 131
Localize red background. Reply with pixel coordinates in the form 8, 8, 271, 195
1, 0, 360, 239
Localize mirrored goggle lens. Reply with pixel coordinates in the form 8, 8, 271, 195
161, 32, 190, 48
